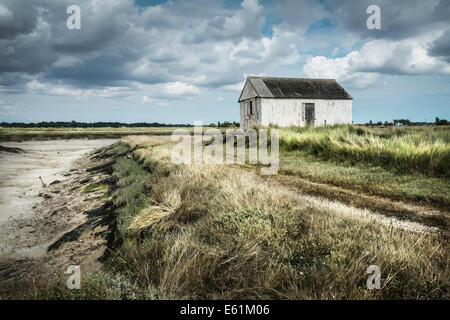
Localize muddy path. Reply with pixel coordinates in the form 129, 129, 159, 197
230, 164, 449, 236
0, 139, 117, 298
264, 173, 450, 236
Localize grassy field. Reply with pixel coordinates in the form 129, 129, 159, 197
279, 152, 450, 208
276, 126, 450, 210
0, 127, 180, 142
278, 125, 450, 177
14, 126, 450, 299
108, 135, 448, 299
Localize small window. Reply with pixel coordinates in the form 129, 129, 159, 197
249, 101, 253, 115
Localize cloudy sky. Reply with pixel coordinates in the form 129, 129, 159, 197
0, 0, 449, 124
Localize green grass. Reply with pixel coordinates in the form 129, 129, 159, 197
278, 125, 450, 177
106, 142, 131, 157
83, 183, 109, 193
280, 151, 450, 207
16, 271, 159, 300
111, 156, 151, 241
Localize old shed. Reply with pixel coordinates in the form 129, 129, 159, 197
238, 76, 353, 129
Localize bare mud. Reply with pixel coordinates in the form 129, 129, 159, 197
0, 139, 117, 297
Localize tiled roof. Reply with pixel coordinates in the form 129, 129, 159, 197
239, 76, 352, 101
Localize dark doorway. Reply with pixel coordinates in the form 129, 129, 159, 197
305, 103, 315, 125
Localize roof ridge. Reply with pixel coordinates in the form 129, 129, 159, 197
247, 76, 337, 81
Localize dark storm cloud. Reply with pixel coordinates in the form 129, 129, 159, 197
181, 0, 265, 43
0, 0, 168, 89
47, 0, 136, 53
327, 0, 450, 40
429, 29, 450, 62
0, 0, 61, 78
0, 72, 33, 92
0, 0, 282, 94
0, 0, 39, 40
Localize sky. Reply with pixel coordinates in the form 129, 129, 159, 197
0, 0, 449, 124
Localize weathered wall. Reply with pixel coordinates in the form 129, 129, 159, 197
239, 81, 258, 102
240, 98, 352, 129
312, 99, 352, 126
240, 97, 261, 129
260, 99, 302, 127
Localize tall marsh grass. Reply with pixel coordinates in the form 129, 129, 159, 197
279, 125, 450, 177
109, 138, 449, 299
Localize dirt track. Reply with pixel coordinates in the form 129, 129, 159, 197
266, 174, 450, 235
0, 139, 116, 297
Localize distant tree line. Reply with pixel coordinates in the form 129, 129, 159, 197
435, 117, 449, 126
1, 118, 444, 128
208, 121, 240, 128
364, 117, 448, 127
0, 121, 193, 128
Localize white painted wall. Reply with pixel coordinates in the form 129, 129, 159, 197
310, 99, 352, 126
260, 98, 302, 127
240, 98, 352, 129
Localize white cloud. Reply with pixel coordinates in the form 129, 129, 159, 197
0, 98, 20, 115
26, 79, 132, 99
348, 33, 450, 75
162, 81, 200, 96
303, 55, 380, 89
141, 96, 170, 106
220, 81, 245, 92
303, 32, 450, 88
52, 56, 83, 68
260, 28, 302, 65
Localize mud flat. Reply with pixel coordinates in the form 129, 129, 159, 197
0, 139, 116, 297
